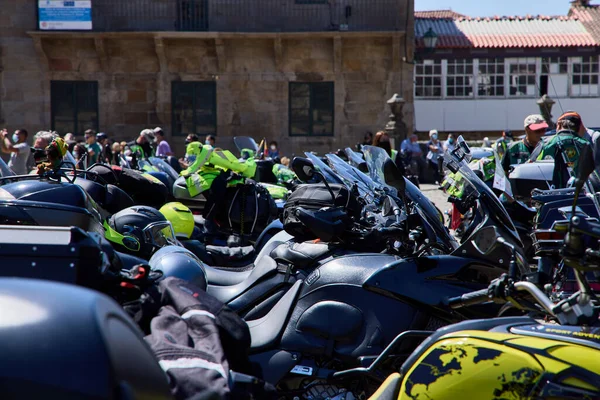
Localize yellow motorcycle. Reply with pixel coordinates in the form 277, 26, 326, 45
364, 144, 600, 400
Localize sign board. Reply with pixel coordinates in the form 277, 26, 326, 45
38, 1, 92, 30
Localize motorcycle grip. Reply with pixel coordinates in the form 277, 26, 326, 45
448, 288, 490, 309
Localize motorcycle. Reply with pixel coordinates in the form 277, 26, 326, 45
365, 148, 600, 399
179, 141, 527, 398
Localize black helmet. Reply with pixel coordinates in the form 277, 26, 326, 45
104, 205, 178, 259
96, 132, 108, 142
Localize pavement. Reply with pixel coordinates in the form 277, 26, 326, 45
419, 183, 451, 225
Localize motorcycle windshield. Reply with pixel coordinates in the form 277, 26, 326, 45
344, 147, 366, 168
233, 137, 259, 154
0, 157, 15, 177
363, 145, 455, 246
443, 136, 518, 237
325, 153, 376, 201
63, 151, 76, 166
361, 145, 401, 196
304, 152, 345, 185
149, 157, 179, 181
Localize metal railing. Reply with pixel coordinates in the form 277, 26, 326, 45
90, 0, 404, 32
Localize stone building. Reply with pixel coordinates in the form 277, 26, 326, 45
0, 0, 415, 156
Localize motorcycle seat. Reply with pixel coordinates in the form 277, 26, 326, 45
270, 241, 332, 269
248, 279, 302, 352
204, 264, 253, 286
206, 230, 292, 303
531, 188, 578, 204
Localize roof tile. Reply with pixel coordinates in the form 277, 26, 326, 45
415, 13, 598, 49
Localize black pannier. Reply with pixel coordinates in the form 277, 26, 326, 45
212, 180, 278, 238
282, 183, 361, 240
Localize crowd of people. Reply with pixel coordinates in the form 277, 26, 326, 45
0, 125, 289, 178
359, 109, 595, 188
360, 129, 458, 184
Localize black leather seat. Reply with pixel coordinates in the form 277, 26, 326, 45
271, 241, 332, 270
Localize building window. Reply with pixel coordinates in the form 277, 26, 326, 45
51, 81, 98, 136
289, 82, 334, 136
508, 58, 537, 96
172, 81, 216, 136
542, 56, 568, 74
415, 59, 442, 98
571, 56, 599, 97
446, 59, 474, 97
477, 58, 505, 97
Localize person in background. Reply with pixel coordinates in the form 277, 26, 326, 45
84, 129, 101, 165
28, 131, 58, 171
493, 130, 513, 160
96, 132, 112, 164
267, 141, 279, 159
111, 142, 122, 165
401, 133, 425, 181
443, 133, 456, 153
361, 131, 373, 148
180, 134, 200, 169
426, 130, 443, 184
502, 114, 547, 174
185, 134, 199, 146
128, 129, 154, 160
536, 111, 589, 187
154, 127, 173, 157
205, 135, 216, 148
0, 128, 30, 175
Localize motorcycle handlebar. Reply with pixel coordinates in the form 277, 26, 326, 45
447, 288, 489, 309
448, 281, 556, 316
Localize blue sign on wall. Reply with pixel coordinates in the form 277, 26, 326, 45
38, 1, 92, 30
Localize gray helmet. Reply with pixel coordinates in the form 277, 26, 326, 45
149, 245, 207, 291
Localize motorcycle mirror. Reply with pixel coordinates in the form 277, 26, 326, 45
572, 143, 595, 215
472, 226, 500, 255
291, 157, 315, 182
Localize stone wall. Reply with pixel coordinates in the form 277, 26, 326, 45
1, 0, 415, 157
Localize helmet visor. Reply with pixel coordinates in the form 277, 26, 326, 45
143, 221, 178, 248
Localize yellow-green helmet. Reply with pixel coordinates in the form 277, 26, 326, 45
159, 202, 195, 239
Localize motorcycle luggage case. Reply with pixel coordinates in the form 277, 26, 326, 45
282, 183, 360, 239
0, 278, 171, 399
0, 225, 108, 287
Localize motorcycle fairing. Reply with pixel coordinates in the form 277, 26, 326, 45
398, 318, 600, 399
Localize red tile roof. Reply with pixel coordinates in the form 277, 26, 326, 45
414, 10, 465, 19
569, 4, 600, 43
415, 13, 598, 49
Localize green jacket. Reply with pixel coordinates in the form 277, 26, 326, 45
536, 131, 588, 176
502, 139, 534, 174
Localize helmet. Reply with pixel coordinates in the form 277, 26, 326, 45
160, 202, 195, 239
104, 205, 178, 259
96, 132, 108, 142
149, 246, 208, 291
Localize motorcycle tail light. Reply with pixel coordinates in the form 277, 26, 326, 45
534, 230, 565, 241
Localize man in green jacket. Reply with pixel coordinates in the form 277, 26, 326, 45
502, 114, 547, 174
536, 111, 589, 187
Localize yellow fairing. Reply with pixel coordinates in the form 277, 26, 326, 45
396, 330, 600, 400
